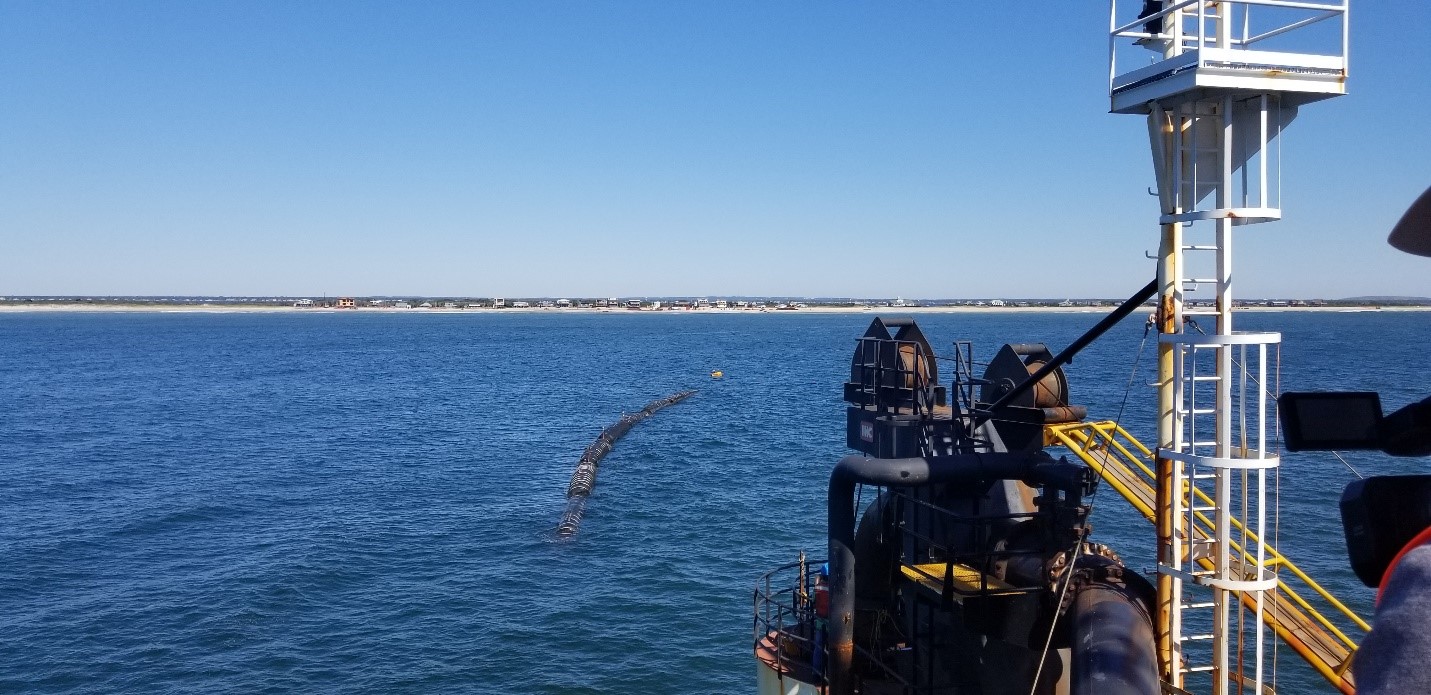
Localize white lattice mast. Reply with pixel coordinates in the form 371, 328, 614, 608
1108, 2, 1347, 693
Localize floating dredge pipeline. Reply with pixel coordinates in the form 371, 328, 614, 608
556, 390, 697, 537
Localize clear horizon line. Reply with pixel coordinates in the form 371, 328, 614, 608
5, 294, 1430, 303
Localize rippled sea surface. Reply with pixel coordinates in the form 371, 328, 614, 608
3, 310, 1427, 693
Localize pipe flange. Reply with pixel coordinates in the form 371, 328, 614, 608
1050, 542, 1127, 601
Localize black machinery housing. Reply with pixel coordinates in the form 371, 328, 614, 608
827, 315, 1158, 695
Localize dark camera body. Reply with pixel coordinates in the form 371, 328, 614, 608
1341, 476, 1431, 587
1280, 392, 1431, 587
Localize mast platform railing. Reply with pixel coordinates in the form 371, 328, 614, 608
1110, 0, 1348, 52
1047, 420, 1366, 693
1108, 0, 1348, 114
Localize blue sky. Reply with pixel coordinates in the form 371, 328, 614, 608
1, 1, 1427, 299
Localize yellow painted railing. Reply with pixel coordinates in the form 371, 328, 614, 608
1047, 421, 1367, 694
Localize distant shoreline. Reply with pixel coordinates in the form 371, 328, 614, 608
3, 303, 1428, 315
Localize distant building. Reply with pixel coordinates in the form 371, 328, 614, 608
556, 299, 572, 308
294, 298, 314, 307
493, 298, 506, 308
336, 297, 356, 309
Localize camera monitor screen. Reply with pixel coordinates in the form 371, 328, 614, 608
1280, 391, 1384, 451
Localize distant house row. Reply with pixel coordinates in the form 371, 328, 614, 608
289, 297, 776, 310
283, 297, 1344, 310
287, 297, 1104, 310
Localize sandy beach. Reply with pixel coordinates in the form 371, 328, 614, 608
2, 303, 1427, 315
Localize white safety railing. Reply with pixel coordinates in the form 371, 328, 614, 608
1160, 331, 1281, 695
1109, 0, 1349, 99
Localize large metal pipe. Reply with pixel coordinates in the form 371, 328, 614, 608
826, 452, 1092, 695
1069, 575, 1160, 695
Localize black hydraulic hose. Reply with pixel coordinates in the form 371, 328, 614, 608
825, 452, 1092, 695
981, 278, 1158, 420
555, 390, 696, 538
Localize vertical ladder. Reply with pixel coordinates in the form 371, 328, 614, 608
1162, 331, 1282, 692
1170, 338, 1221, 683
1154, 91, 1284, 694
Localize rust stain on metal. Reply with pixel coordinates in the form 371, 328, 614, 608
1159, 294, 1177, 333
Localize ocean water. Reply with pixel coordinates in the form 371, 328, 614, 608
2, 310, 1426, 694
